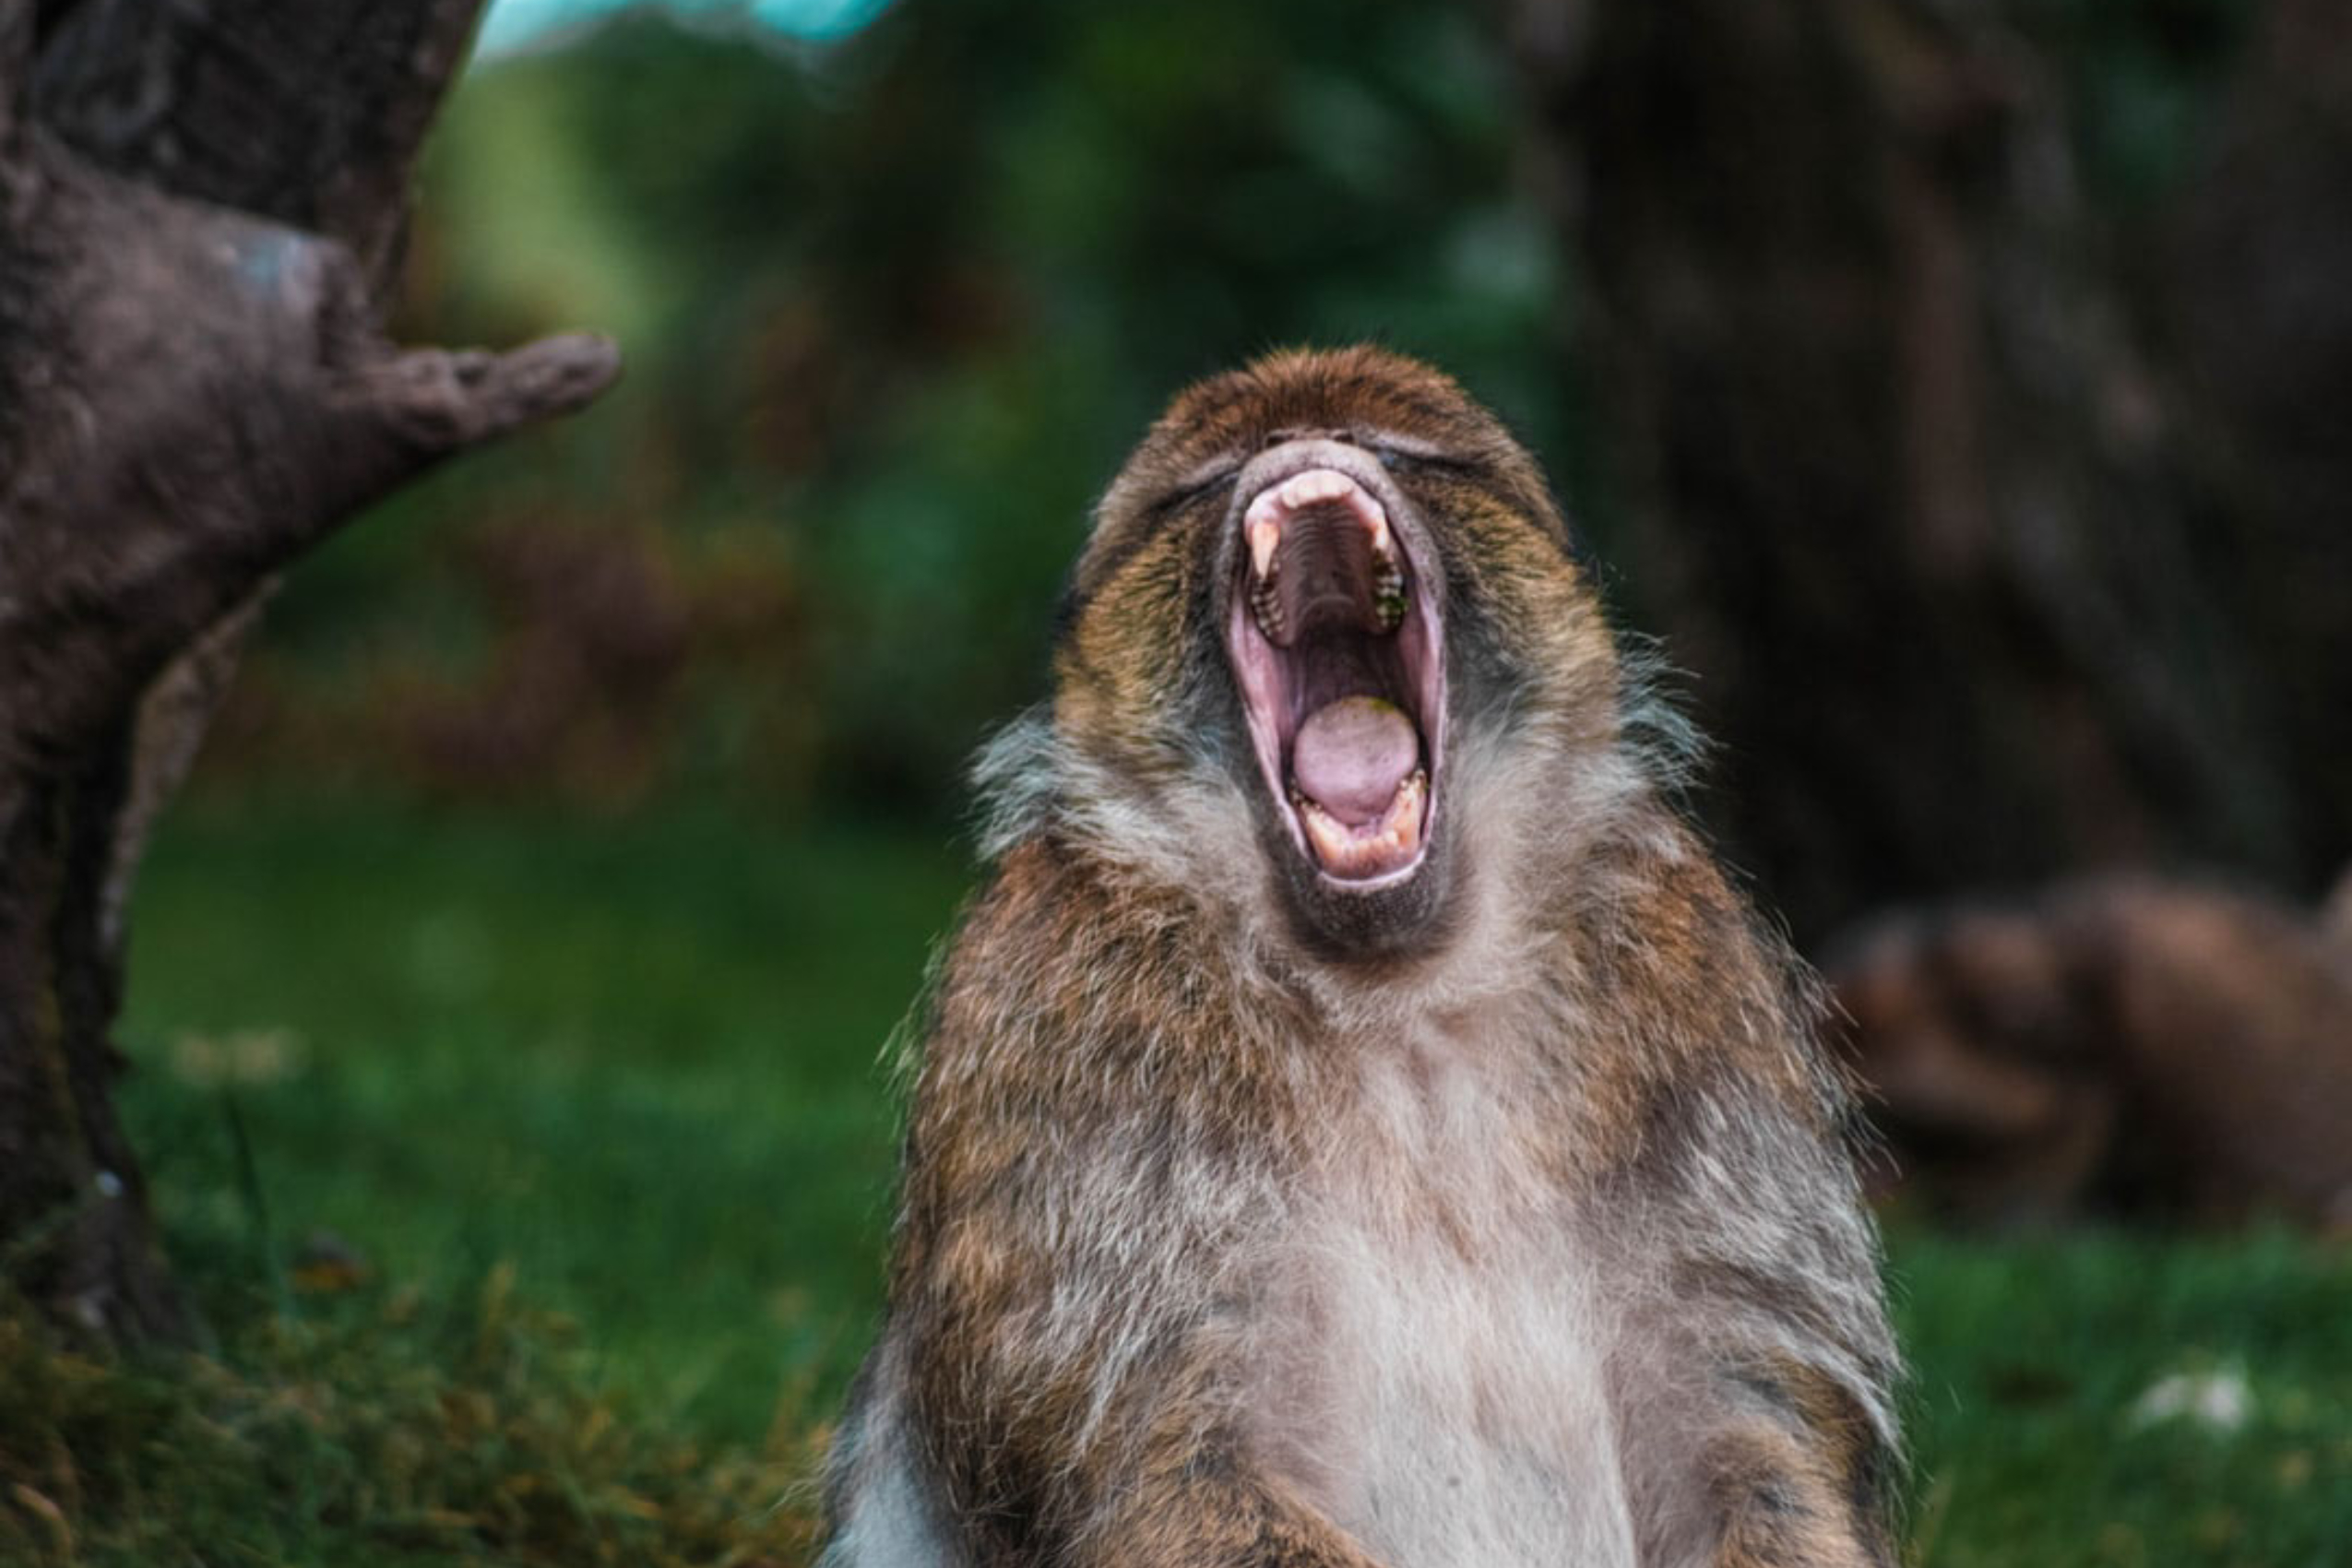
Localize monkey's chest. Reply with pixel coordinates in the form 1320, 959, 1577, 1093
1258, 1218, 1636, 1568
1250, 1067, 1640, 1568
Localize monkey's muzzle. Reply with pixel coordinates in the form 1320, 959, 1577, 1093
1227, 454, 1444, 890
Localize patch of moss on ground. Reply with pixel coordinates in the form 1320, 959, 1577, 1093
0, 1265, 821, 1567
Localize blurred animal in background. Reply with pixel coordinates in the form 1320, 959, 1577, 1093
1827, 871, 2352, 1229
822, 349, 1898, 1568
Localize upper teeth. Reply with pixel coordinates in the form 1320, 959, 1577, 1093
1243, 468, 1404, 639
1249, 574, 1288, 641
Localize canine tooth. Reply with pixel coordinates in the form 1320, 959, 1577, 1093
1249, 513, 1281, 578
1378, 772, 1426, 852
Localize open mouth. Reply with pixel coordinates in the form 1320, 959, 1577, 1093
1226, 463, 1444, 888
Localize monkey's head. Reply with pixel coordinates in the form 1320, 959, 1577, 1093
1033, 346, 1621, 964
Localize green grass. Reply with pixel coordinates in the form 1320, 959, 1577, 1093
119, 802, 971, 1448
1890, 1227, 2350, 1566
8, 801, 2346, 1562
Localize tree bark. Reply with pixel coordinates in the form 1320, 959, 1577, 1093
1510, 0, 2341, 942
0, 0, 616, 1343
2153, 0, 2352, 894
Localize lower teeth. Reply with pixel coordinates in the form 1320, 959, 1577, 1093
1292, 768, 1428, 873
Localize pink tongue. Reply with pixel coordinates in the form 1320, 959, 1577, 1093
1290, 696, 1420, 826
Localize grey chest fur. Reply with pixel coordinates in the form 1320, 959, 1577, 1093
1249, 1033, 1642, 1568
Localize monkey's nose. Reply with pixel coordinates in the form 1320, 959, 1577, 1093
1264, 426, 1359, 450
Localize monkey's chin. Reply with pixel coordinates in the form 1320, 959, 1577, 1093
1268, 814, 1460, 963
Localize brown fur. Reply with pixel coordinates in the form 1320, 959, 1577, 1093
1830, 873, 2352, 1228
822, 348, 1899, 1567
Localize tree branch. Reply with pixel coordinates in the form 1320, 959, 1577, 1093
0, 151, 619, 772
344, 333, 624, 470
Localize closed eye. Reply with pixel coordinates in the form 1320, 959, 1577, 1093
1148, 465, 1239, 519
1368, 438, 1478, 478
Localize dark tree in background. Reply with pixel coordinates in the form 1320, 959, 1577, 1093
1512, 0, 2352, 943
0, 0, 613, 1343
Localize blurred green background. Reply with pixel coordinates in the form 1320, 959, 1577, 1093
211, 0, 1567, 822
82, 0, 2349, 1562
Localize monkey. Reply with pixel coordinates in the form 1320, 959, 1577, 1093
1827, 874, 2352, 1229
820, 347, 1900, 1568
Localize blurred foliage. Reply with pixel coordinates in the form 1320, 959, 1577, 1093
2042, 0, 2253, 208
222, 0, 1565, 817
207, 0, 2269, 823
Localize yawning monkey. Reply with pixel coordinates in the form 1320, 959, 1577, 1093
822, 348, 1900, 1568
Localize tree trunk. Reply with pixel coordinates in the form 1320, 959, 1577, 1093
2154, 0, 2352, 896
1510, 0, 2344, 943
0, 0, 616, 1344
